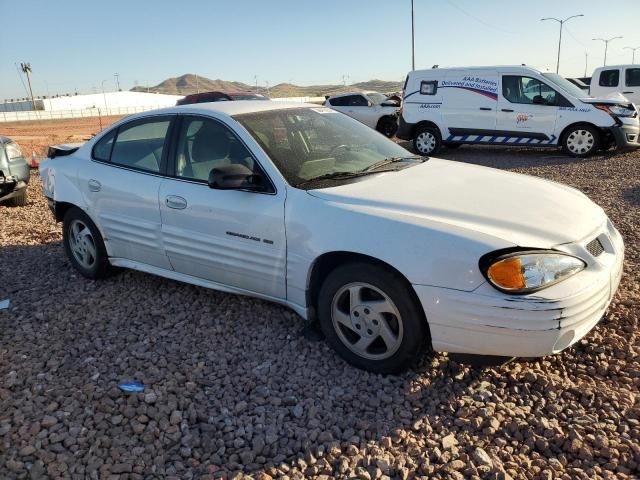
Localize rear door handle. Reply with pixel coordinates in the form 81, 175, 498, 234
622, 91, 634, 94
165, 195, 187, 210
88, 179, 101, 192
501, 108, 514, 112
479, 107, 493, 111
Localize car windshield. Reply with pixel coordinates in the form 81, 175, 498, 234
366, 92, 388, 104
235, 107, 417, 188
542, 73, 589, 99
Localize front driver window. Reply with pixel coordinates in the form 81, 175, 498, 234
502, 76, 558, 105
175, 117, 256, 182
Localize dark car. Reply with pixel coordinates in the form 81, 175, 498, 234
176, 91, 269, 106
0, 136, 29, 206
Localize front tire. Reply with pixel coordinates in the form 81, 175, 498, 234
413, 125, 441, 155
561, 125, 599, 157
318, 262, 429, 374
63, 207, 112, 279
376, 116, 398, 138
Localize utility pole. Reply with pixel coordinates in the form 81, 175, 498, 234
411, 0, 415, 71
101, 79, 109, 110
584, 52, 589, 78
341, 74, 349, 86
593, 36, 623, 66
114, 73, 120, 91
624, 46, 640, 64
540, 14, 584, 74
20, 62, 36, 110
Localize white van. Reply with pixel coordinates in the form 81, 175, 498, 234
397, 66, 640, 157
590, 65, 640, 106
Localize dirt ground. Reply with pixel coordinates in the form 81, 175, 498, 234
0, 116, 124, 160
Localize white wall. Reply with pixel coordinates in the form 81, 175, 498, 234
0, 91, 183, 113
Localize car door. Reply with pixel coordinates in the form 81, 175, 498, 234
80, 115, 174, 269
496, 75, 561, 144
158, 115, 287, 299
622, 67, 640, 106
439, 71, 498, 139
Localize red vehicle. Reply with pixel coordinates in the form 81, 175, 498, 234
176, 91, 269, 105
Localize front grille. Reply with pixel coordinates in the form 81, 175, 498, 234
586, 238, 604, 257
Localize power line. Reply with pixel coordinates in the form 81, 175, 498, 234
445, 0, 516, 35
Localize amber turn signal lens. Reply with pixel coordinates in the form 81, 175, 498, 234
487, 257, 525, 290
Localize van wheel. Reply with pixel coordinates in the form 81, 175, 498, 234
376, 116, 398, 138
562, 125, 599, 157
413, 126, 441, 155
63, 207, 113, 279
317, 262, 429, 374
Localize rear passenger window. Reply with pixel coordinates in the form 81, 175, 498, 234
109, 119, 171, 173
626, 68, 640, 87
92, 130, 116, 162
329, 97, 346, 107
349, 95, 369, 106
599, 70, 620, 87
420, 81, 438, 95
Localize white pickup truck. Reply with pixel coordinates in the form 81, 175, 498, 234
590, 65, 640, 106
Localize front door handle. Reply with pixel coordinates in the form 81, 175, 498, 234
501, 108, 514, 112
88, 179, 101, 192
165, 195, 187, 210
479, 107, 493, 111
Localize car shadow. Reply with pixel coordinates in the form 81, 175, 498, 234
622, 185, 640, 207
3, 241, 631, 479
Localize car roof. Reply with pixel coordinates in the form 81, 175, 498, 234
132, 100, 315, 119
410, 65, 543, 75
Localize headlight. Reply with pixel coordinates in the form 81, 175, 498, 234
595, 103, 636, 118
482, 251, 585, 293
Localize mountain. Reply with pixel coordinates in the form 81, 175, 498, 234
131, 74, 404, 97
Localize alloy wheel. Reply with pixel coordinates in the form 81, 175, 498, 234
68, 219, 97, 269
331, 282, 404, 360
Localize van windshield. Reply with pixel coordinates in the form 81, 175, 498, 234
542, 73, 589, 99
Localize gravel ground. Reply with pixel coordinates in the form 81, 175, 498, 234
0, 145, 639, 480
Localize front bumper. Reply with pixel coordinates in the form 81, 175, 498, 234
414, 220, 624, 357
608, 121, 640, 149
0, 176, 28, 201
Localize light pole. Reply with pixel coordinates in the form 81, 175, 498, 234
584, 52, 589, 77
114, 73, 120, 91
540, 14, 584, 74
592, 36, 623, 66
624, 46, 640, 64
411, 0, 415, 71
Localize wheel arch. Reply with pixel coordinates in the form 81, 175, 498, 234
53, 201, 77, 222
305, 251, 430, 337
558, 121, 601, 145
412, 120, 442, 138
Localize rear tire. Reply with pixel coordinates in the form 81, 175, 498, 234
376, 116, 398, 138
7, 189, 27, 207
318, 262, 430, 374
63, 207, 113, 279
413, 125, 441, 155
561, 125, 599, 157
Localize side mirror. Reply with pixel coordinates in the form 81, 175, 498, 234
208, 164, 265, 191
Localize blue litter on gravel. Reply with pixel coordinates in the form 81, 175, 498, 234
118, 382, 145, 392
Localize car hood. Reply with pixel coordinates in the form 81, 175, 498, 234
580, 92, 633, 105
306, 158, 605, 248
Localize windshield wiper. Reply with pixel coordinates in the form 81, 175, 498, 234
360, 155, 426, 172
296, 171, 370, 187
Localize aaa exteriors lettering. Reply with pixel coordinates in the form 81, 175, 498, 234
440, 76, 498, 100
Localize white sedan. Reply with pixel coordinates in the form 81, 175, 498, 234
40, 101, 624, 373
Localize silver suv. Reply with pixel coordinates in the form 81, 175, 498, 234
0, 136, 29, 206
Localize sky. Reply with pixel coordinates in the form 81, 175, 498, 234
1, 0, 639, 100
